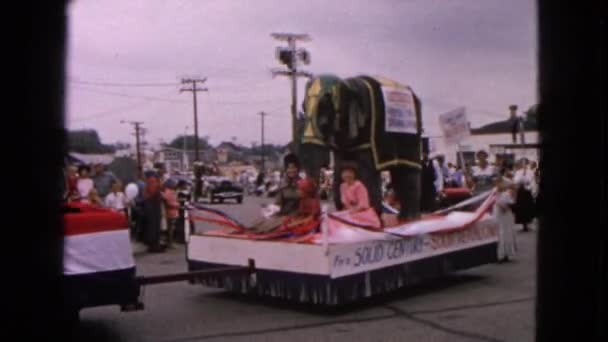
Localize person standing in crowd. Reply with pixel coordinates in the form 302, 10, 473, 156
494, 176, 517, 262
452, 165, 465, 188
463, 163, 475, 189
76, 165, 94, 200
471, 150, 498, 194
161, 179, 180, 249
87, 188, 104, 207
132, 174, 147, 242
176, 180, 190, 244
447, 162, 457, 183
495, 154, 506, 175
105, 180, 127, 214
92, 163, 117, 199
530, 161, 538, 174
65, 165, 80, 202
239, 170, 248, 189
143, 171, 164, 253
339, 162, 371, 212
155, 163, 170, 186
513, 158, 536, 232
435, 154, 451, 188
420, 152, 440, 212
193, 162, 204, 202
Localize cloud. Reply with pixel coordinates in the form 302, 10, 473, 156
66, 0, 536, 146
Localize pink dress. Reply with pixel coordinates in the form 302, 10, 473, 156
340, 180, 370, 211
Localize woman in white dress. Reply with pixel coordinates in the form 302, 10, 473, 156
494, 176, 517, 262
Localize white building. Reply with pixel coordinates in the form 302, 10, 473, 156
157, 147, 189, 173
432, 119, 539, 165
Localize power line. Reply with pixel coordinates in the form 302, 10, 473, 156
69, 100, 152, 122
70, 79, 181, 87
72, 86, 187, 103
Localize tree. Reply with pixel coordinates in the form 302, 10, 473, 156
68, 129, 116, 154
168, 135, 210, 150
524, 104, 539, 127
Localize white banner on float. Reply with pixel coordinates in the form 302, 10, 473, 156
328, 219, 497, 278
382, 86, 417, 134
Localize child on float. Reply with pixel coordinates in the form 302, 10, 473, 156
87, 188, 104, 207
105, 180, 127, 214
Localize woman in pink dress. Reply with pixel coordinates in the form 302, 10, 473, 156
337, 162, 382, 228
339, 162, 370, 212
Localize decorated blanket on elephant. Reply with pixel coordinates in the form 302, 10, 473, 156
350, 76, 422, 170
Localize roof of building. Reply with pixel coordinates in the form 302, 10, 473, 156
471, 118, 537, 135
69, 153, 115, 165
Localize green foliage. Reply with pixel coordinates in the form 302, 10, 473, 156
68, 130, 116, 154
168, 135, 210, 150
525, 104, 539, 126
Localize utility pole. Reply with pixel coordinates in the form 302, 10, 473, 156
271, 33, 313, 156
258, 111, 269, 172
180, 78, 208, 162
121, 120, 144, 178
183, 125, 189, 172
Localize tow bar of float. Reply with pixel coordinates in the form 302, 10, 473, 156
121, 259, 256, 312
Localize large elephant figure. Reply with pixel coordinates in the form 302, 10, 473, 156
300, 74, 423, 220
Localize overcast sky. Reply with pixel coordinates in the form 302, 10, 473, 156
66, 0, 537, 147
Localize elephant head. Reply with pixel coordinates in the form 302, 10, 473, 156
303, 75, 372, 151
302, 74, 347, 148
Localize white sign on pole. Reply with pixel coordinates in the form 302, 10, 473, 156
381, 86, 417, 134
439, 107, 470, 145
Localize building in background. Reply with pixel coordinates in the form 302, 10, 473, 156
432, 109, 539, 165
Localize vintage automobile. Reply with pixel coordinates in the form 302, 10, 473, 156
203, 176, 244, 204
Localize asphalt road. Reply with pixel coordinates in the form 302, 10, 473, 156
77, 195, 537, 342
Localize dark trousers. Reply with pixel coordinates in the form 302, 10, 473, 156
164, 218, 177, 247
143, 196, 162, 250
175, 207, 186, 243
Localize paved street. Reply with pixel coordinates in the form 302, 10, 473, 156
78, 196, 537, 342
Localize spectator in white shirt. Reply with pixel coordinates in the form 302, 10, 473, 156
105, 180, 127, 213
76, 165, 94, 200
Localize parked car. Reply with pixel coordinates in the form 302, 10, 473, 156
204, 177, 244, 204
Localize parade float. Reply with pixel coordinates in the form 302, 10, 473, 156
62, 202, 140, 319
185, 189, 498, 305
184, 74, 497, 305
